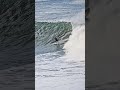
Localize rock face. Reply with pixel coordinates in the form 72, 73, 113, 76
0, 0, 34, 89
86, 0, 120, 89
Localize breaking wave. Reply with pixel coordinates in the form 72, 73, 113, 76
35, 22, 85, 61
35, 22, 72, 54
63, 24, 85, 61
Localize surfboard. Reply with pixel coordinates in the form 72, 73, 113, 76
53, 39, 68, 45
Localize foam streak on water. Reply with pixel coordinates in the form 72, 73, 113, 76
35, 51, 85, 90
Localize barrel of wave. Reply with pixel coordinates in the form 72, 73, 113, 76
63, 25, 85, 61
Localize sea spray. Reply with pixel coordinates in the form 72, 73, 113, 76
63, 25, 85, 61
63, 12, 85, 61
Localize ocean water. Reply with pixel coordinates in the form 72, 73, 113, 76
35, 0, 84, 22
35, 0, 85, 90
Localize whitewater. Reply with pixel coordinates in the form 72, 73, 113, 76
35, 0, 85, 90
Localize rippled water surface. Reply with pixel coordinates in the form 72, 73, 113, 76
35, 0, 84, 22
35, 51, 85, 90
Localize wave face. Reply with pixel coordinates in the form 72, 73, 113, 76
35, 22, 72, 54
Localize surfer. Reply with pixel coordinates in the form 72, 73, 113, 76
54, 37, 61, 50
55, 38, 58, 42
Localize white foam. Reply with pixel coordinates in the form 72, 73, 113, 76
63, 12, 85, 61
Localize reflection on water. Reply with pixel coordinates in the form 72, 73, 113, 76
35, 51, 85, 90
